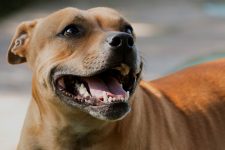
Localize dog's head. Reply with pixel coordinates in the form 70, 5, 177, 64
8, 7, 142, 121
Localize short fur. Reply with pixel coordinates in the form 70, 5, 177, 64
8, 7, 225, 150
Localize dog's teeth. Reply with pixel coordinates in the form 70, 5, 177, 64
83, 91, 90, 97
108, 97, 112, 103
103, 91, 108, 103
125, 91, 130, 100
78, 84, 86, 94
78, 84, 90, 97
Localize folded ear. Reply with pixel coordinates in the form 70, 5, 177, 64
7, 20, 37, 64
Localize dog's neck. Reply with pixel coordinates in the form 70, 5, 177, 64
18, 83, 185, 150
18, 82, 138, 150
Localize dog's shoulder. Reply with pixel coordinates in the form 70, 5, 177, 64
146, 58, 225, 112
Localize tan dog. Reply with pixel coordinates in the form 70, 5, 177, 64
8, 7, 225, 150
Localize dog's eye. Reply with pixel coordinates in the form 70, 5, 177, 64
122, 25, 133, 35
62, 25, 83, 37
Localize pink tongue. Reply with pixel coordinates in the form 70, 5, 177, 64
83, 76, 126, 98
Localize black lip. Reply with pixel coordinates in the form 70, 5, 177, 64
49, 65, 141, 120
88, 102, 130, 120
51, 62, 123, 80
51, 68, 137, 107
105, 102, 130, 120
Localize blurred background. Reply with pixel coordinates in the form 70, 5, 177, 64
1, 0, 225, 149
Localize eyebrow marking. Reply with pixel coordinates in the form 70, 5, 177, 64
118, 17, 125, 25
96, 16, 125, 29
73, 15, 87, 24
114, 17, 126, 29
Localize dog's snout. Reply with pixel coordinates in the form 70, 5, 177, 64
107, 33, 134, 49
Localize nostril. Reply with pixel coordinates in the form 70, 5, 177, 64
110, 36, 122, 47
127, 37, 134, 47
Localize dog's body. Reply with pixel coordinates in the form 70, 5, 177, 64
7, 7, 225, 150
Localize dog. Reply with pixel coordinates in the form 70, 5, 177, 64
7, 7, 225, 150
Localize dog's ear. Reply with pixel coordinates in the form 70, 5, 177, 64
7, 20, 37, 64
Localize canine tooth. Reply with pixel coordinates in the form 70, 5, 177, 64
125, 91, 130, 100
108, 97, 112, 103
103, 92, 108, 102
78, 84, 90, 97
83, 91, 89, 97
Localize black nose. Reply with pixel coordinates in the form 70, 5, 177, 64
107, 33, 134, 48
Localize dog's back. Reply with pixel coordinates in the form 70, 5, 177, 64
137, 58, 225, 150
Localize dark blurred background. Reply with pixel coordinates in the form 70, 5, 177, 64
2, 0, 225, 149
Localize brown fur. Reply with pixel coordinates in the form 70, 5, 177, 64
7, 7, 225, 150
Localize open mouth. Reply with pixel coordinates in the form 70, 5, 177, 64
53, 64, 136, 106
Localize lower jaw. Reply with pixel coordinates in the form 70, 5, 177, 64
86, 102, 131, 120
56, 88, 130, 105
56, 92, 131, 121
